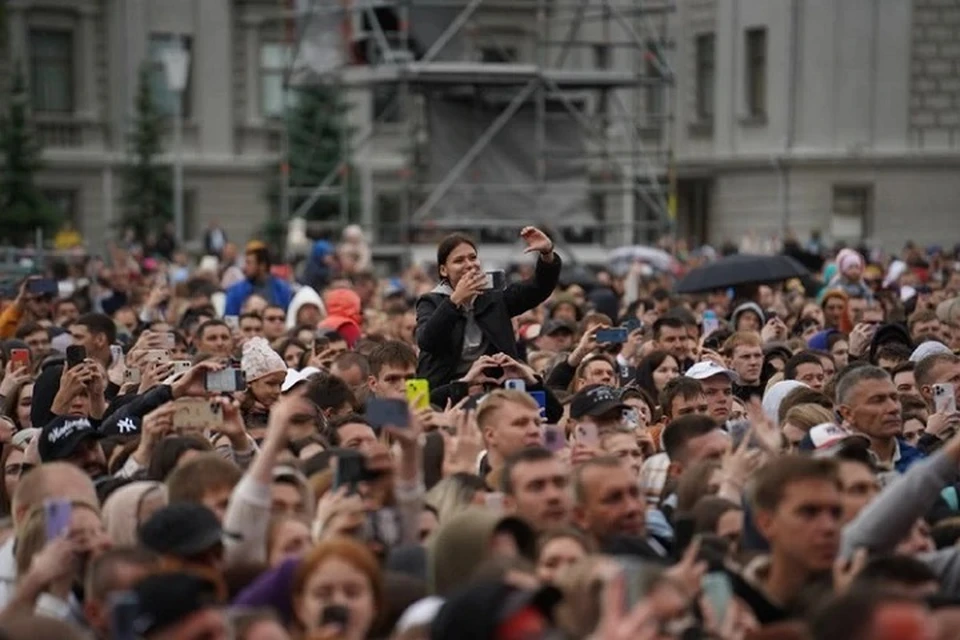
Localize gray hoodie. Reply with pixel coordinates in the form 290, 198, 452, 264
432, 282, 488, 376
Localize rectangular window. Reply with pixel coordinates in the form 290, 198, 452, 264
260, 42, 293, 118
644, 47, 664, 123
148, 34, 193, 118
695, 33, 715, 120
593, 44, 611, 70
745, 27, 767, 118
831, 185, 872, 242
29, 29, 74, 113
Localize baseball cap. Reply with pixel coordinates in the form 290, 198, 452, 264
138, 503, 229, 558
798, 423, 870, 456
685, 361, 739, 384
570, 385, 626, 420
39, 415, 105, 462
541, 319, 576, 337
131, 572, 221, 637
910, 341, 952, 363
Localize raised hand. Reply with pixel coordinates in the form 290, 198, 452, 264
520, 226, 554, 256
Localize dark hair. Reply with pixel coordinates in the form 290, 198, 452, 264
501, 447, 555, 496
810, 589, 917, 640
147, 435, 213, 481
778, 386, 834, 425
327, 413, 373, 447
914, 352, 960, 388
689, 496, 742, 536
652, 316, 685, 341
368, 340, 417, 377
784, 352, 825, 381
890, 361, 915, 379
875, 343, 912, 366
661, 414, 719, 463
196, 319, 229, 342
246, 246, 271, 268
75, 312, 117, 345
303, 373, 358, 415
14, 322, 46, 341
436, 233, 477, 279
749, 455, 840, 513
634, 351, 678, 399
239, 312, 262, 323
659, 377, 703, 420
851, 555, 938, 592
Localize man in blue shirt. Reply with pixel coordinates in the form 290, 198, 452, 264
224, 244, 293, 316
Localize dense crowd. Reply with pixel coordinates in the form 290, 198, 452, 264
0, 224, 957, 640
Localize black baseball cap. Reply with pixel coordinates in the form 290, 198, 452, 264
138, 503, 229, 558
39, 415, 105, 462
541, 319, 576, 337
131, 572, 221, 637
570, 385, 626, 420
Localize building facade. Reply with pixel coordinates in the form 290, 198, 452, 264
672, 0, 960, 250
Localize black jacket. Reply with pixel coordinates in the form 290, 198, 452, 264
415, 255, 562, 388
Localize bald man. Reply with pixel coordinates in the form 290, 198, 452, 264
0, 462, 98, 608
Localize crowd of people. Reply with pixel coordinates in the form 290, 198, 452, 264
0, 224, 957, 640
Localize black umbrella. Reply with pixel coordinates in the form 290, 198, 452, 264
674, 254, 810, 294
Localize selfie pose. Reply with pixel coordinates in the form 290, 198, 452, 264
415, 227, 561, 389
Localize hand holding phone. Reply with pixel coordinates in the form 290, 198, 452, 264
10, 348, 30, 370
44, 499, 72, 541
66, 345, 87, 369
405, 379, 430, 411
595, 328, 628, 344
934, 383, 957, 415
204, 368, 246, 393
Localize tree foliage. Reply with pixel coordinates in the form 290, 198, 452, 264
263, 84, 359, 254
118, 65, 172, 240
0, 63, 61, 246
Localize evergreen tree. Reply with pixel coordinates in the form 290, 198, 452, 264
0, 63, 60, 246
264, 84, 358, 254
119, 65, 172, 240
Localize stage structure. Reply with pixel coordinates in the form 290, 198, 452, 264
280, 0, 676, 258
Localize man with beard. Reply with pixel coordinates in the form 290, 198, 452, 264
38, 415, 109, 480
223, 244, 293, 316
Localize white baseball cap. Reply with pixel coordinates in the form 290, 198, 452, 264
685, 360, 739, 384
281, 366, 321, 393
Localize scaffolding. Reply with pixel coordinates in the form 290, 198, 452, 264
282, 0, 676, 258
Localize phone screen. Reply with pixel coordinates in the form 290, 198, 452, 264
334, 453, 368, 492
701, 572, 733, 629
596, 328, 628, 344
44, 499, 72, 541
66, 345, 86, 369
10, 348, 30, 368
205, 369, 245, 393
366, 398, 410, 430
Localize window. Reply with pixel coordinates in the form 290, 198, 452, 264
745, 27, 767, 118
645, 48, 664, 123
42, 189, 78, 225
593, 44, 611, 70
260, 42, 293, 118
831, 186, 872, 242
695, 33, 715, 120
148, 34, 192, 118
29, 29, 74, 113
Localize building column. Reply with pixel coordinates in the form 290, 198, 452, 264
7, 1, 29, 72
242, 14, 262, 124
77, 4, 99, 120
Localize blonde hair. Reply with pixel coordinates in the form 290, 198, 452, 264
15, 501, 102, 579
425, 474, 485, 524
476, 389, 539, 432
783, 403, 835, 433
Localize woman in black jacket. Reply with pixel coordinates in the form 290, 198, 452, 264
415, 227, 561, 389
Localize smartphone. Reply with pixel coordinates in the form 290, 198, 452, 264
934, 383, 958, 415
10, 348, 30, 370
320, 604, 350, 628
595, 328, 628, 344
170, 360, 192, 376
543, 424, 566, 452
143, 350, 169, 365
529, 391, 547, 419
173, 398, 223, 431
109, 591, 140, 640
504, 379, 526, 392
26, 278, 58, 297
224, 316, 239, 330
623, 318, 643, 333
205, 368, 246, 393
701, 572, 734, 629
109, 345, 123, 368
576, 422, 599, 446
123, 368, 141, 384
702, 315, 720, 338
334, 452, 368, 493
483, 269, 505, 291
366, 398, 410, 430
405, 379, 431, 411
66, 345, 86, 369
160, 333, 176, 350
44, 499, 72, 541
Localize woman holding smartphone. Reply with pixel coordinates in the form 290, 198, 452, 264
415, 227, 561, 389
